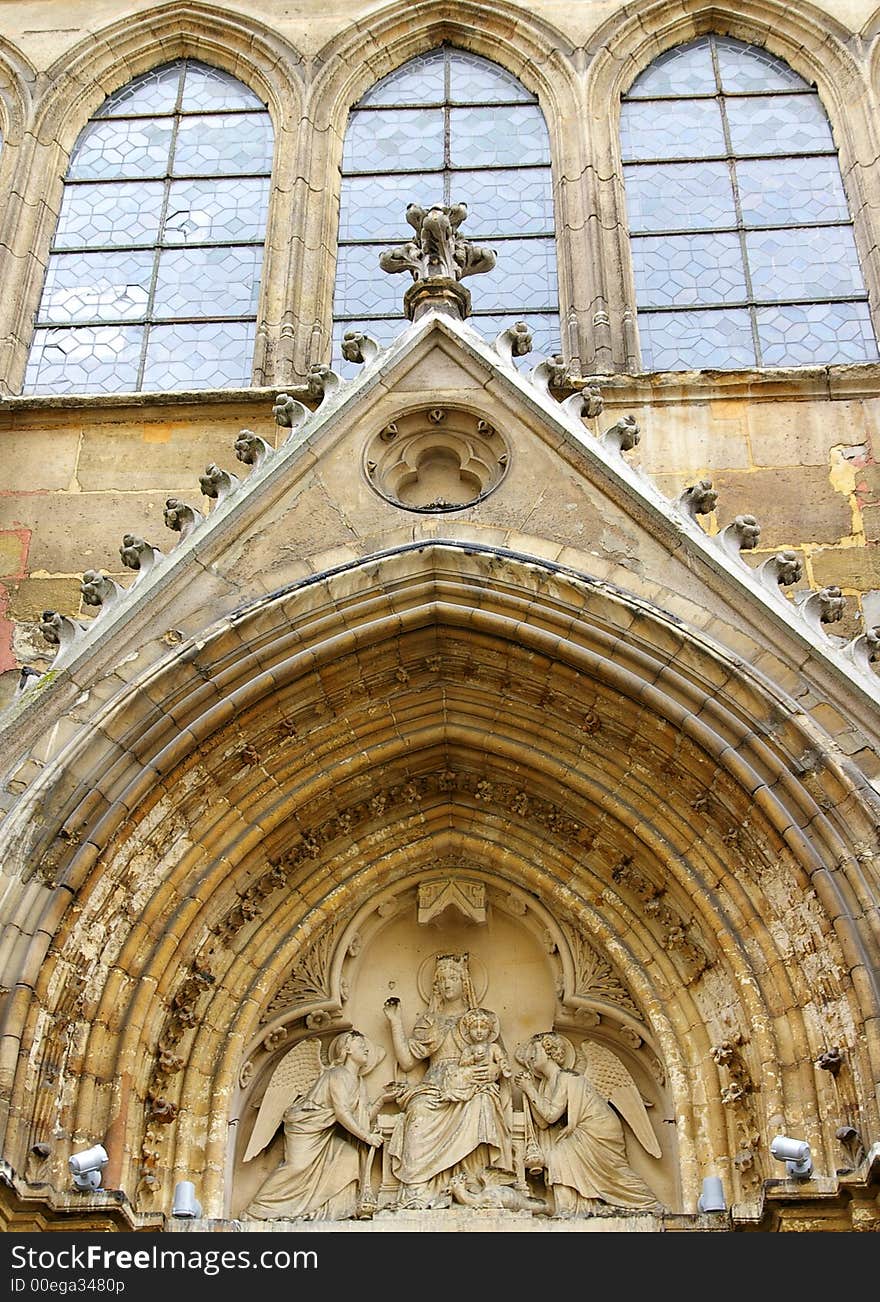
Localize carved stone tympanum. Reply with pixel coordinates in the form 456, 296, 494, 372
237, 942, 667, 1222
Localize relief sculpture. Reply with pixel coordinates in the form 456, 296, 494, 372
514, 1031, 663, 1216
241, 1030, 394, 1222
240, 949, 665, 1220
383, 953, 514, 1209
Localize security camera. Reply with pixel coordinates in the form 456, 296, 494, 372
172, 1180, 202, 1218
697, 1175, 726, 1213
770, 1135, 812, 1178
68, 1144, 108, 1191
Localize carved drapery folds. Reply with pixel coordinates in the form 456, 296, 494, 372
231, 877, 672, 1221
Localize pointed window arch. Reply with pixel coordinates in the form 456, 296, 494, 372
620, 35, 878, 370
333, 46, 560, 367
24, 60, 273, 394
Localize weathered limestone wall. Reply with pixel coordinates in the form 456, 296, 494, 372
4, 367, 880, 705
1, 1, 880, 704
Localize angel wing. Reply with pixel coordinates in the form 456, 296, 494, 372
243, 1037, 324, 1162
576, 1039, 661, 1159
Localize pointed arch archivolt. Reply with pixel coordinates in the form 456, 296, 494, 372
1, 543, 878, 1218
582, 0, 880, 371
0, 2, 306, 395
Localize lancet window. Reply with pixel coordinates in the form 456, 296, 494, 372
334, 46, 560, 367
24, 60, 273, 394
620, 35, 878, 370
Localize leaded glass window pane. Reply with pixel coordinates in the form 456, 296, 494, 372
638, 308, 755, 370
24, 326, 144, 394
342, 109, 445, 173
142, 321, 256, 390
25, 59, 272, 394
37, 250, 154, 323
623, 162, 736, 233
621, 34, 877, 369
620, 99, 726, 162
448, 104, 550, 166
725, 94, 833, 156
53, 182, 166, 248
630, 233, 747, 307
625, 40, 717, 97
68, 118, 176, 181
334, 46, 560, 374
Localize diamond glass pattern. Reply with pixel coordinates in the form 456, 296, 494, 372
756, 302, 878, 366
95, 64, 183, 117
342, 109, 445, 173
715, 40, 807, 92
163, 177, 270, 243
623, 162, 736, 233
631, 233, 747, 307
620, 98, 726, 162
336, 48, 558, 348
475, 238, 558, 310
25, 59, 272, 393
338, 173, 440, 241
725, 94, 833, 155
37, 251, 154, 322
53, 182, 166, 248
173, 113, 274, 175
747, 226, 866, 301
142, 321, 256, 390
334, 243, 406, 317
638, 309, 755, 370
449, 51, 535, 103
360, 54, 446, 107
449, 104, 550, 167
625, 40, 717, 97
25, 326, 143, 393
736, 157, 850, 226
452, 170, 554, 236
153, 245, 263, 316
622, 34, 876, 369
68, 117, 175, 180
181, 63, 265, 112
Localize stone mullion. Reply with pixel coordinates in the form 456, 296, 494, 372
0, 134, 66, 395
285, 94, 345, 381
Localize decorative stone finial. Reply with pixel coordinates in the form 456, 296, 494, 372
758, 549, 802, 593
341, 330, 380, 366
273, 393, 308, 431
718, 514, 760, 561
797, 583, 846, 631
120, 534, 163, 580
493, 321, 533, 366
80, 569, 123, 614
379, 202, 496, 322
164, 497, 204, 541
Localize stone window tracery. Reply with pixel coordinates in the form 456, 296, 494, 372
24, 60, 273, 394
620, 35, 878, 371
333, 46, 560, 369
